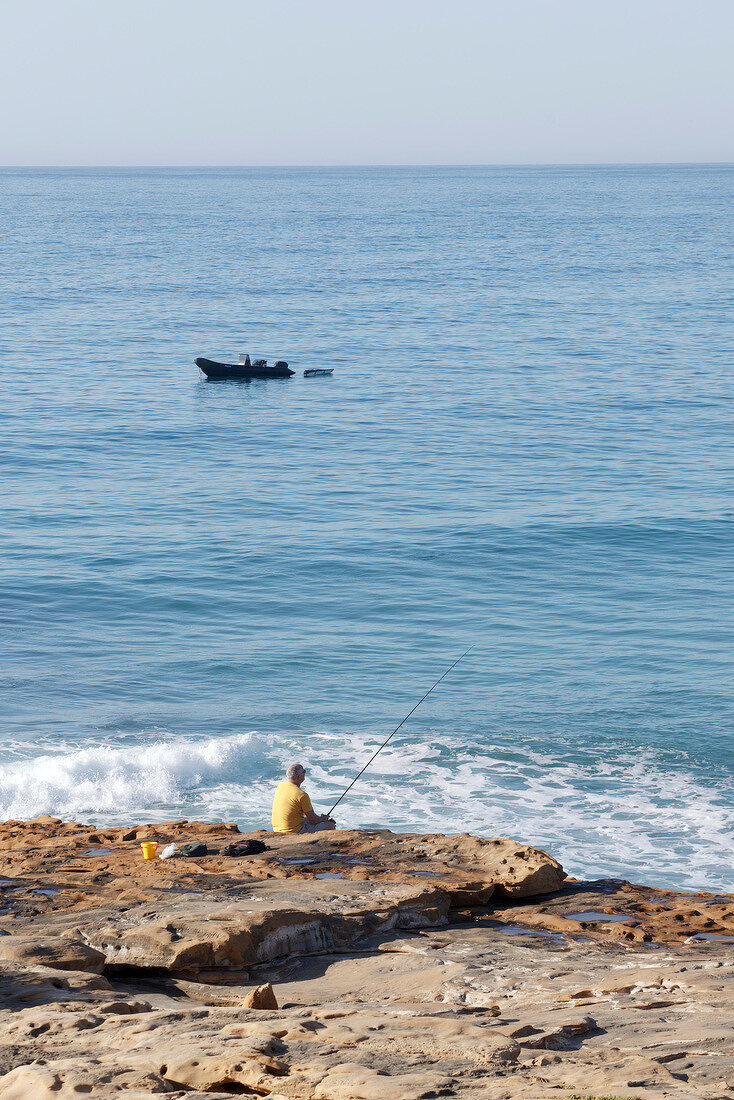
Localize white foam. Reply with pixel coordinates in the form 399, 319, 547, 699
286, 732, 734, 893
0, 733, 260, 822
1, 729, 732, 892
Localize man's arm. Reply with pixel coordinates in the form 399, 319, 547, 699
304, 808, 331, 825
300, 791, 334, 826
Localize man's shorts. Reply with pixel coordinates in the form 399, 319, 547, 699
299, 820, 332, 833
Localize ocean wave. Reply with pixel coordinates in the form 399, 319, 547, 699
0, 733, 264, 822
1, 730, 733, 893
317, 735, 734, 893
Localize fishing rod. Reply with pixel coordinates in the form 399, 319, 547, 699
326, 645, 475, 818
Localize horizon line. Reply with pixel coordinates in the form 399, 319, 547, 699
1, 160, 733, 171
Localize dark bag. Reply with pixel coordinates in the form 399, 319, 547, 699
178, 842, 208, 857
221, 839, 269, 857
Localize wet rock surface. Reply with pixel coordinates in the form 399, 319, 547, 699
0, 817, 732, 1097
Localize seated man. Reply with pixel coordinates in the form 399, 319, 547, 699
272, 763, 336, 834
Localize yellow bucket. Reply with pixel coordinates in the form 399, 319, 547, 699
140, 841, 158, 860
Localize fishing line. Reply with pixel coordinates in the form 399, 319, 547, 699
326, 645, 475, 818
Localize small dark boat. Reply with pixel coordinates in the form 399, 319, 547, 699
304, 368, 334, 377
196, 355, 294, 380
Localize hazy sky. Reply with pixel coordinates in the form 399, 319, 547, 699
2, 0, 732, 165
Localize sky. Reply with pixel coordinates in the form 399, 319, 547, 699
1, 0, 733, 166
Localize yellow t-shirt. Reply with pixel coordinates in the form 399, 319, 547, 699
271, 780, 314, 833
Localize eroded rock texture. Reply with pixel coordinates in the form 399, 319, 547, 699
0, 816, 732, 1098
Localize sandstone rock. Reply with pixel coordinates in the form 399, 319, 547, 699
161, 1049, 288, 1092
0, 924, 732, 1098
0, 1064, 61, 1099
241, 982, 278, 1009
251, 829, 566, 902
1, 818, 732, 1099
311, 1064, 455, 1100
404, 832, 567, 899
513, 1014, 597, 1049
0, 935, 105, 972
86, 881, 451, 972
99, 999, 154, 1014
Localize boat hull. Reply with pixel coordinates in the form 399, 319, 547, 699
195, 357, 294, 379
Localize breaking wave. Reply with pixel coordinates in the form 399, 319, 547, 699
1, 729, 733, 893
0, 733, 265, 823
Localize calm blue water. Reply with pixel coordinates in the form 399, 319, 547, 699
1, 166, 733, 891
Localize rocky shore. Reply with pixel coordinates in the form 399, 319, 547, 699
0, 817, 732, 1098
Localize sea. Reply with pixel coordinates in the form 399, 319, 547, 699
1, 165, 733, 892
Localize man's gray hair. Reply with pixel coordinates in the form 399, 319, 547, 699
286, 762, 305, 782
